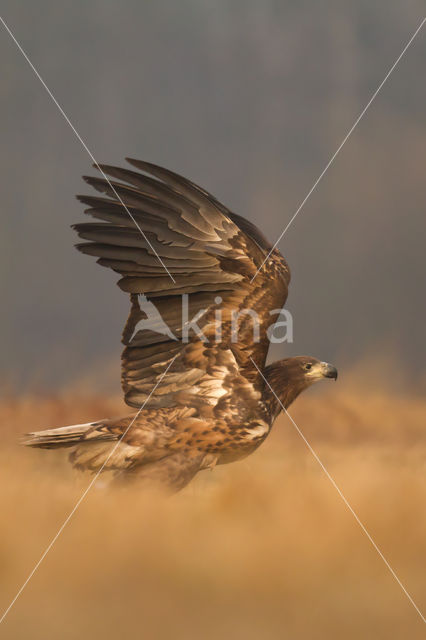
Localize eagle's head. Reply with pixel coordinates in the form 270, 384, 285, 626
286, 356, 338, 383
262, 356, 338, 417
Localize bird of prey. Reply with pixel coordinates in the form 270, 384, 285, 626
24, 159, 337, 492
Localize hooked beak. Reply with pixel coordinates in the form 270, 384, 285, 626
321, 362, 338, 380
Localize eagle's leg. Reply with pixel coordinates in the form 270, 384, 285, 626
112, 452, 212, 493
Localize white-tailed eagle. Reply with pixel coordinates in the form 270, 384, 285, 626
24, 160, 337, 491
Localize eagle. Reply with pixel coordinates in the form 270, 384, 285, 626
24, 159, 337, 492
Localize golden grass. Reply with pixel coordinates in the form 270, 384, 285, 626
0, 380, 425, 639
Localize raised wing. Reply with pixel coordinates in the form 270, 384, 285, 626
74, 159, 290, 409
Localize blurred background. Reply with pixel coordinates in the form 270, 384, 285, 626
1, 2, 426, 639
1, 0, 426, 391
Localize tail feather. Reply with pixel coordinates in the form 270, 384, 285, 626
23, 417, 141, 473
23, 421, 116, 449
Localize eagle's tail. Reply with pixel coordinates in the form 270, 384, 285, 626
22, 421, 116, 449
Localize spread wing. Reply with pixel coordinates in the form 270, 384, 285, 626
74, 159, 290, 410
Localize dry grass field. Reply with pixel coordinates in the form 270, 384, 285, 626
0, 373, 425, 639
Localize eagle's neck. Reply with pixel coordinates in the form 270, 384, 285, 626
261, 361, 308, 420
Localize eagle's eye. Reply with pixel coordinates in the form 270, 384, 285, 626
304, 363, 313, 371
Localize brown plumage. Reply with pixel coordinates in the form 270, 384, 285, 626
24, 159, 337, 492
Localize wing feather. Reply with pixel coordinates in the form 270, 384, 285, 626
74, 159, 290, 409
